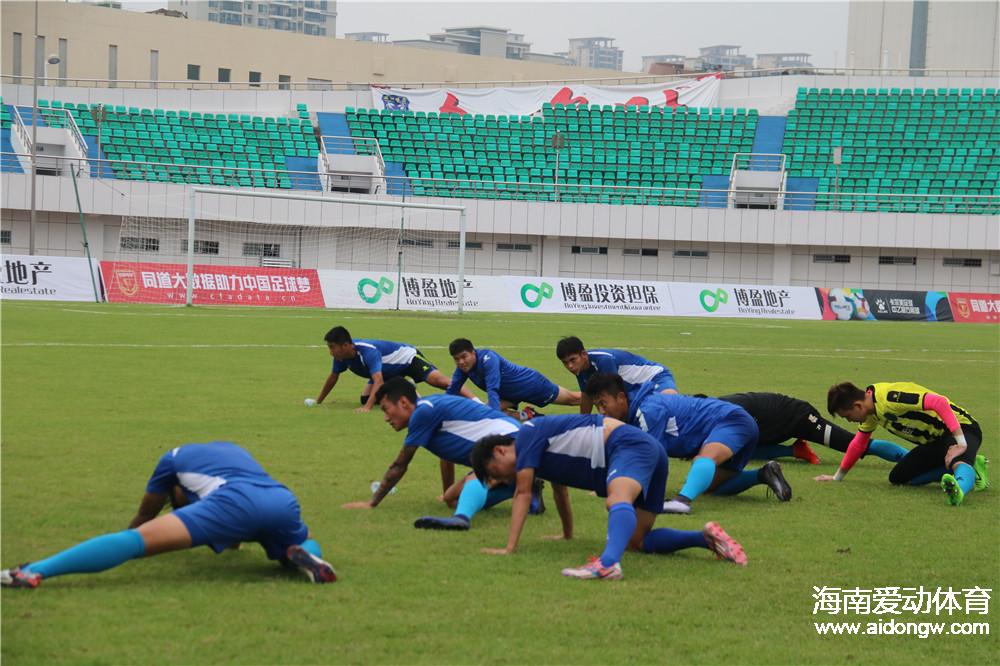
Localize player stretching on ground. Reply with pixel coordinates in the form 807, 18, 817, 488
446, 338, 580, 417
555, 336, 678, 414
471, 414, 748, 580
1, 442, 336, 588
313, 326, 472, 413
818, 382, 989, 506
708, 391, 909, 465
584, 374, 791, 514
342, 378, 545, 529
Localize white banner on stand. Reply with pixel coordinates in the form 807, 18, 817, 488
0, 254, 102, 302
669, 283, 821, 319
370, 75, 721, 116
318, 270, 508, 312
507, 276, 674, 316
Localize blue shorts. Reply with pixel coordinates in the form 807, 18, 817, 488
602, 426, 669, 514
367, 351, 437, 386
173, 483, 310, 561
707, 410, 760, 472
505, 377, 561, 408
651, 370, 677, 392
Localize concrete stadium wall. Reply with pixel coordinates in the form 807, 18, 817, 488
3, 172, 998, 291
1, 1, 626, 88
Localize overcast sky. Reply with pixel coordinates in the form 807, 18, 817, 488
123, 0, 851, 72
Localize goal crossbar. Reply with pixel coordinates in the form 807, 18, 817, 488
186, 187, 468, 311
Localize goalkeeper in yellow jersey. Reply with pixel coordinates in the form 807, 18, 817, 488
818, 382, 989, 506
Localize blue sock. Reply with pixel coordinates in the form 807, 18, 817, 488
753, 444, 794, 460
713, 469, 761, 495
868, 439, 908, 463
600, 503, 636, 568
909, 466, 947, 486
679, 457, 717, 501
954, 463, 975, 495
454, 478, 488, 520
642, 528, 708, 553
300, 538, 322, 558
24, 530, 146, 579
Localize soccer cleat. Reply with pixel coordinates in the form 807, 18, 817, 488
662, 498, 693, 514
792, 439, 821, 465
758, 461, 793, 502
941, 474, 964, 507
286, 545, 337, 583
561, 556, 623, 580
973, 455, 990, 492
529, 478, 546, 515
518, 406, 544, 421
0, 565, 42, 589
703, 522, 748, 566
413, 515, 471, 531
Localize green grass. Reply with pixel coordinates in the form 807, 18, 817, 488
2, 301, 998, 665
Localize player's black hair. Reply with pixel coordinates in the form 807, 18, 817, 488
470, 434, 516, 482
555, 336, 585, 360
375, 377, 418, 405
583, 372, 627, 399
324, 326, 353, 345
449, 338, 475, 356
827, 382, 867, 415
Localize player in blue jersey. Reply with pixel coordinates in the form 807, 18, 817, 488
446, 338, 580, 416
341, 378, 545, 529
471, 414, 748, 580
1, 442, 336, 589
313, 326, 473, 413
584, 373, 792, 514
556, 336, 677, 414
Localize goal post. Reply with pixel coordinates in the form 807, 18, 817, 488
182, 187, 468, 312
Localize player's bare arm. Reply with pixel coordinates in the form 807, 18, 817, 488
483, 467, 535, 555
343, 445, 418, 508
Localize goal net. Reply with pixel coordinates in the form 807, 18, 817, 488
101, 190, 466, 310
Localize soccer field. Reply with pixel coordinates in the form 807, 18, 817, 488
2, 301, 998, 665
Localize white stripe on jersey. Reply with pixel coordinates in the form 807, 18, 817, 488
546, 425, 605, 469
618, 363, 665, 385
441, 418, 520, 442
589, 351, 614, 358
382, 346, 417, 366
178, 472, 228, 498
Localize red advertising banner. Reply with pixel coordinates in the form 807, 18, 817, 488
947, 292, 1000, 323
100, 261, 324, 307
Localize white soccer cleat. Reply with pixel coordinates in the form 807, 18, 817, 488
662, 499, 692, 514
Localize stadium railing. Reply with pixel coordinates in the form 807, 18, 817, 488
3, 68, 999, 91
3, 151, 998, 215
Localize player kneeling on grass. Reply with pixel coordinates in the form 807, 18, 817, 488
584, 374, 792, 514
471, 414, 748, 580
342, 377, 546, 529
311, 326, 473, 413
818, 382, 990, 506
708, 391, 909, 466
555, 335, 678, 415
446, 338, 581, 419
1, 442, 336, 589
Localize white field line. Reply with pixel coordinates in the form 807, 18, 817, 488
7, 304, 799, 330
3, 341, 996, 364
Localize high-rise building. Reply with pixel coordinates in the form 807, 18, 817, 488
565, 37, 623, 71
846, 0, 999, 71
168, 0, 336, 38
755, 53, 813, 70
426, 26, 531, 59
641, 54, 685, 73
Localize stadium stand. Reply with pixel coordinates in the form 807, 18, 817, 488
344, 104, 758, 206
2, 90, 996, 213
783, 87, 999, 213
2, 98, 323, 189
